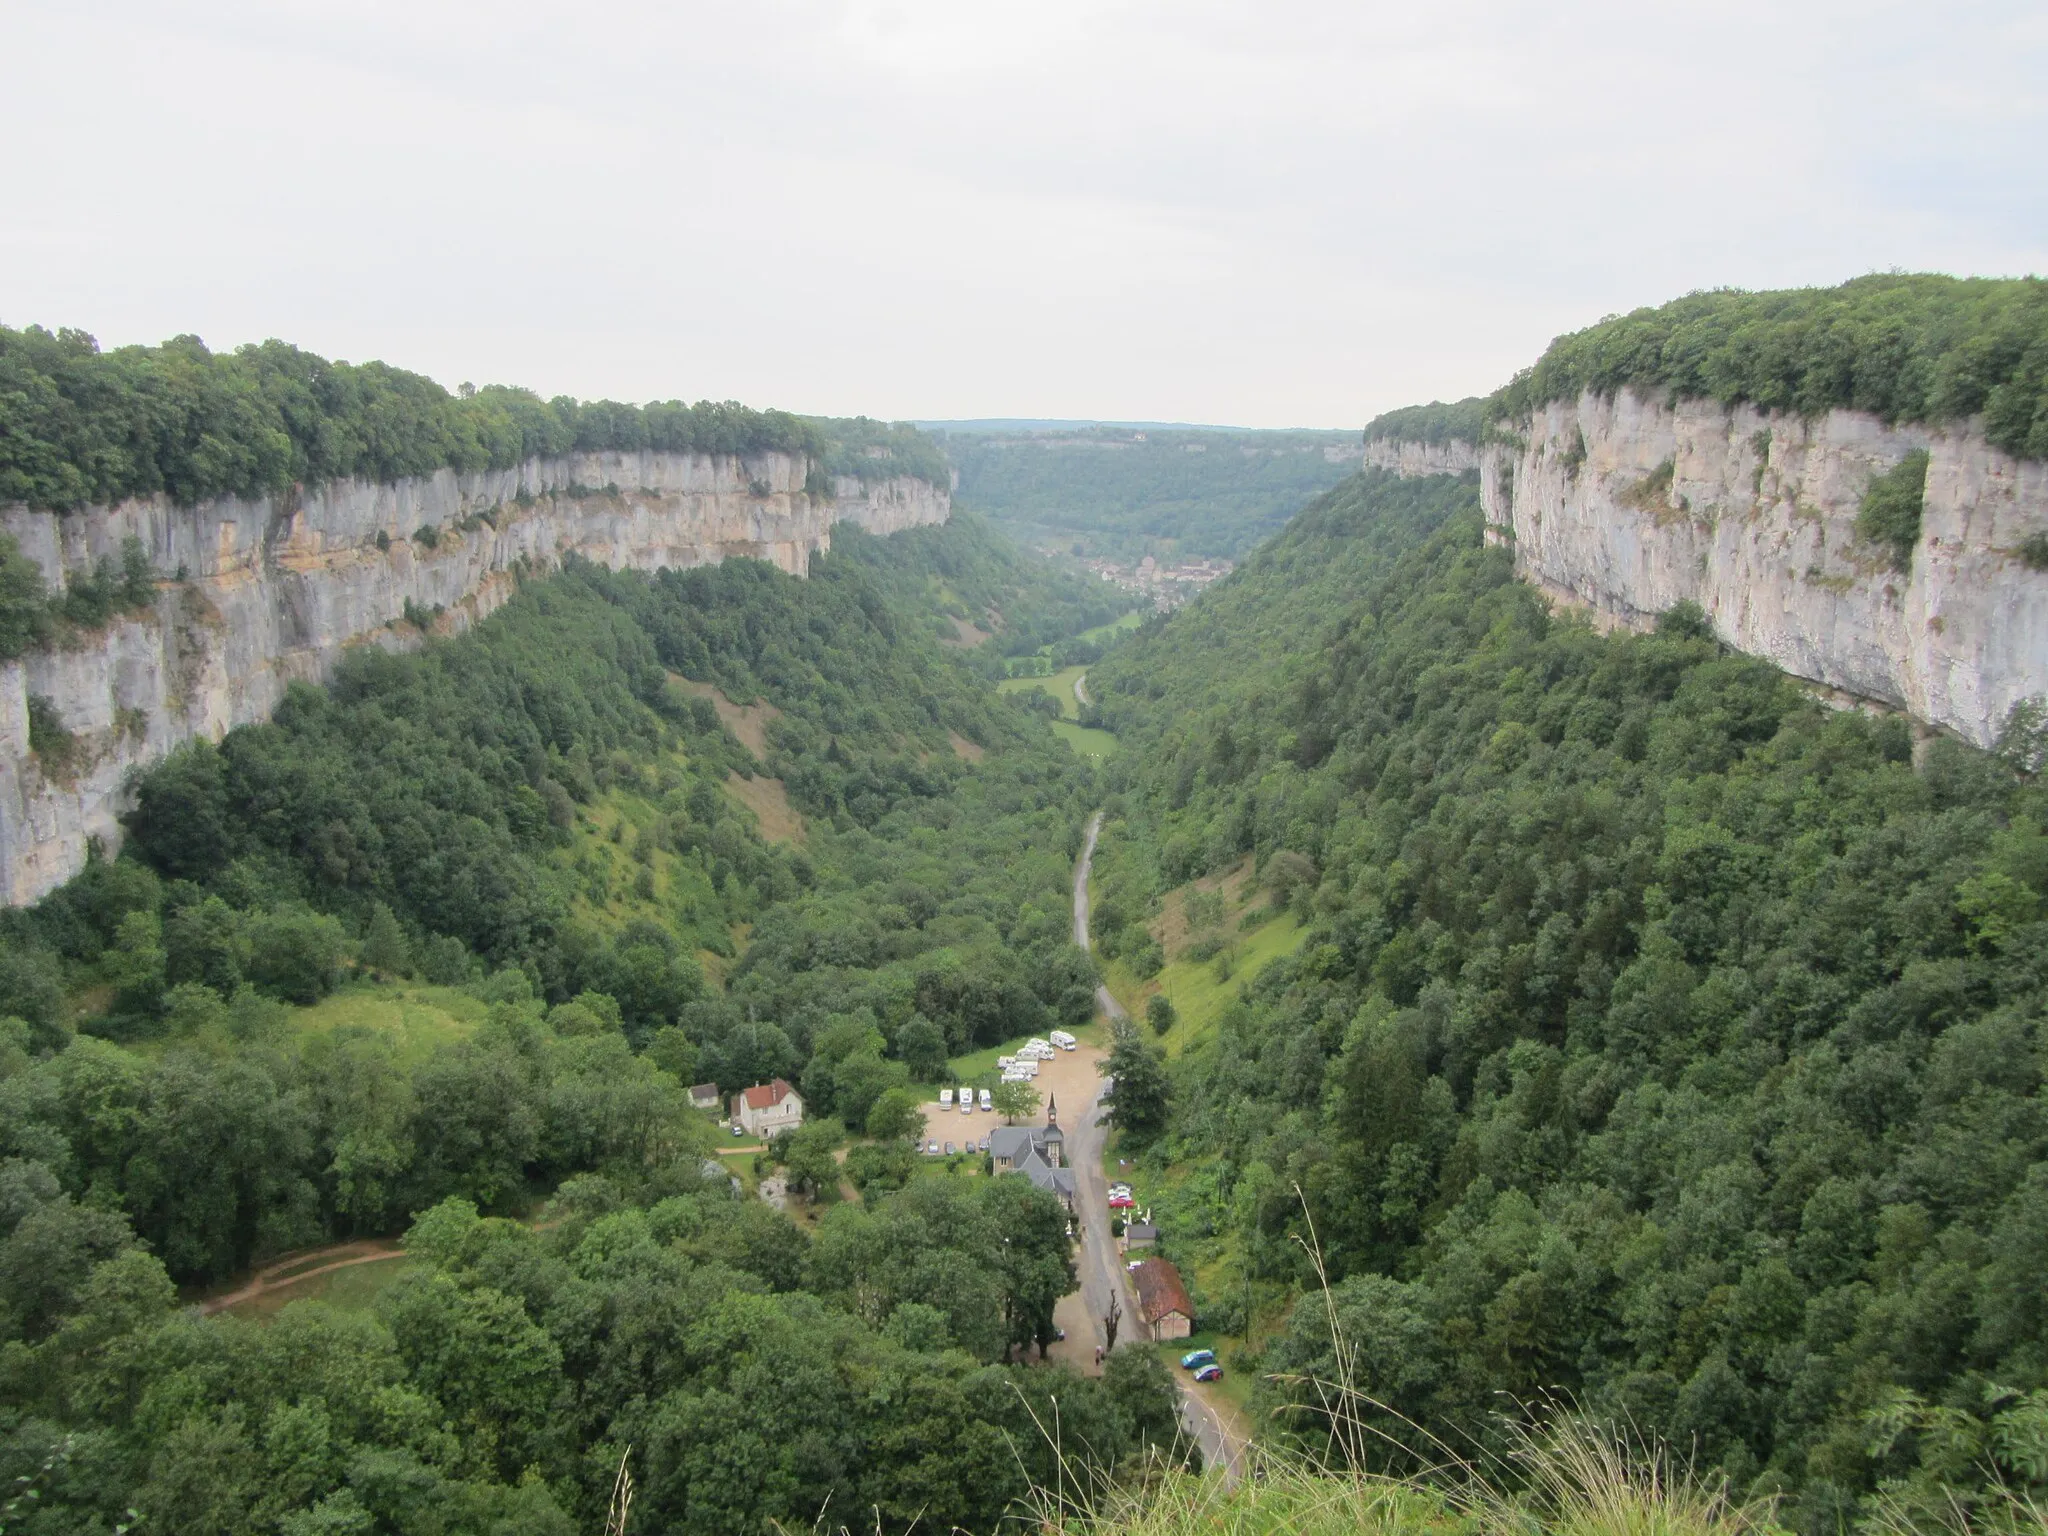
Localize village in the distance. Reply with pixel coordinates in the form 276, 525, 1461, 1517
1066, 551, 1234, 608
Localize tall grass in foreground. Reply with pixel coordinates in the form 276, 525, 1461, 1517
766, 1199, 2048, 1536
1025, 1415, 1786, 1536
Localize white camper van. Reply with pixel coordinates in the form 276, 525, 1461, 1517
939, 1089, 954, 1107
979, 1088, 992, 1111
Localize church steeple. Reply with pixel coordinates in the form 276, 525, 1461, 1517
1046, 1093, 1058, 1127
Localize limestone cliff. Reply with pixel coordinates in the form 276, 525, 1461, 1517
1362, 438, 1481, 477
1366, 390, 2047, 752
0, 451, 947, 904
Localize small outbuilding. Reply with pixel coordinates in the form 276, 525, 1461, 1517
1121, 1222, 1159, 1252
1130, 1258, 1194, 1341
689, 1083, 722, 1112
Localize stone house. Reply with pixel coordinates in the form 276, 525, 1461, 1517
732, 1078, 804, 1138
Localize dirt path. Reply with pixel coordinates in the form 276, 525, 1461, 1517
198, 1239, 407, 1315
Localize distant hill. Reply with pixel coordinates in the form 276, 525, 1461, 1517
931, 422, 1364, 561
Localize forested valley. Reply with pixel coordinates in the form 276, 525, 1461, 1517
1082, 467, 2048, 1533
0, 503, 1188, 1536
5, 280, 2048, 1536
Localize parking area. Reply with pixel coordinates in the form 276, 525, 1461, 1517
915, 1033, 1105, 1153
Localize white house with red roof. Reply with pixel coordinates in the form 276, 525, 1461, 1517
731, 1078, 804, 1138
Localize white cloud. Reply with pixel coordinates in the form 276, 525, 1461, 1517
1, 0, 2039, 426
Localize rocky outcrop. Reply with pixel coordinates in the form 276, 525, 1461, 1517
1409, 388, 2048, 750
0, 452, 947, 904
1363, 437, 1481, 477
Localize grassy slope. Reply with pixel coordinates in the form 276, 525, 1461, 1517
287, 985, 488, 1063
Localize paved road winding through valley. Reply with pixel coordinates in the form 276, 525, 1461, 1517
1070, 811, 1245, 1477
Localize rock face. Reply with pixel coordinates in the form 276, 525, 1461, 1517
1363, 438, 1481, 477
0, 451, 948, 905
1368, 389, 2048, 751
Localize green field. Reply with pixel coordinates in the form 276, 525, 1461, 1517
1075, 609, 1145, 646
997, 666, 1119, 756
1051, 720, 1119, 758
1105, 911, 1305, 1058
997, 664, 1090, 719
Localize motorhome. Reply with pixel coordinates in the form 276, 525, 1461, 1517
939, 1089, 954, 1107
1049, 1030, 1077, 1050
979, 1088, 993, 1111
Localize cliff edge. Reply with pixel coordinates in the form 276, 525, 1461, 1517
1365, 392, 2046, 751
0, 451, 947, 904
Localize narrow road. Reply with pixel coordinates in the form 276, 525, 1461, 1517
1074, 811, 1126, 1024
1071, 810, 1243, 1477
1073, 672, 1094, 711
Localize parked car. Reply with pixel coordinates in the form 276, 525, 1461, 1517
1180, 1348, 1217, 1370
926, 1141, 940, 1155
1193, 1364, 1224, 1383
731, 1125, 744, 1137
1108, 1192, 1135, 1209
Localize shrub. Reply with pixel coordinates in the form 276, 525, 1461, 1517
242, 907, 348, 1003
1857, 449, 1931, 571
0, 535, 47, 659
25, 695, 80, 779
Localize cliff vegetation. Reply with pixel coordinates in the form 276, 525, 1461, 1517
0, 324, 948, 513
1491, 274, 2048, 459
1362, 397, 1488, 446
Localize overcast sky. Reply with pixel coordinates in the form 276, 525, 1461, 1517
3, 2, 2042, 427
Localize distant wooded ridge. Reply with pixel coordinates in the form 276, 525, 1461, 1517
917, 419, 1356, 434
936, 423, 1363, 561
1363, 273, 2048, 460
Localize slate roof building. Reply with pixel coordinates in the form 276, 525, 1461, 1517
989, 1121, 1074, 1206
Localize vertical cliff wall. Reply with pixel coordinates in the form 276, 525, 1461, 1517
1362, 438, 1482, 477
0, 452, 948, 904
1461, 390, 2048, 750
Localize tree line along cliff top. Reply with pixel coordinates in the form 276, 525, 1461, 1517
1364, 273, 2048, 460
0, 324, 950, 513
